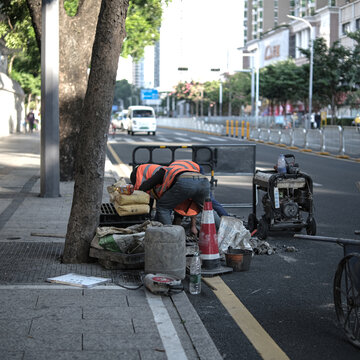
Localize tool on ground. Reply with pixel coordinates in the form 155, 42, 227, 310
143, 273, 183, 295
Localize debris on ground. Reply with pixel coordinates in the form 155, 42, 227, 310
284, 245, 298, 252
249, 237, 277, 255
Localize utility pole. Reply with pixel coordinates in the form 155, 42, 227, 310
40, 0, 60, 198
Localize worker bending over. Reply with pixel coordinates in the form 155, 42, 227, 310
130, 160, 210, 229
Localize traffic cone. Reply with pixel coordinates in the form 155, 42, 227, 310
198, 198, 220, 270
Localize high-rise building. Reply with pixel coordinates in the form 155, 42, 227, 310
132, 60, 144, 89
243, 1, 340, 69
154, 41, 160, 88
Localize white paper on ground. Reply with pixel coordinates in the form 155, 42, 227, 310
46, 273, 111, 288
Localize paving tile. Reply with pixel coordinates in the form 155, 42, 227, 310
0, 332, 82, 352
83, 306, 154, 321
23, 350, 141, 360
0, 319, 31, 336
36, 290, 83, 308
0, 306, 82, 320
83, 332, 163, 351
30, 318, 134, 335
0, 351, 24, 360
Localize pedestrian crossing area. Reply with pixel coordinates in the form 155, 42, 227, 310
108, 132, 233, 144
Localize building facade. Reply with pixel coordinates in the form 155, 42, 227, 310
244, 0, 359, 70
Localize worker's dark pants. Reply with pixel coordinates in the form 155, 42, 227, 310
155, 176, 210, 225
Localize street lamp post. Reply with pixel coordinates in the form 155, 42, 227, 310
211, 68, 222, 117
288, 15, 314, 130
237, 48, 259, 126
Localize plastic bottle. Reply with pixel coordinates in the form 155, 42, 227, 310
189, 251, 201, 295
277, 154, 287, 174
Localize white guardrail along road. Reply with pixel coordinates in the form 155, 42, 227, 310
157, 117, 360, 159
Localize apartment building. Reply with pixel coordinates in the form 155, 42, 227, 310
338, 0, 360, 48
244, 1, 341, 69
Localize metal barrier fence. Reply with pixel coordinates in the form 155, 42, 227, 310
157, 117, 360, 158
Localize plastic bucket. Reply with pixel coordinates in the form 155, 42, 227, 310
225, 249, 252, 272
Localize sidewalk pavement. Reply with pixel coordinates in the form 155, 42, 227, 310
0, 132, 222, 360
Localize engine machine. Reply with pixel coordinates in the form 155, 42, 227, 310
247, 154, 316, 240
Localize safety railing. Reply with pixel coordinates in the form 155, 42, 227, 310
157, 117, 360, 158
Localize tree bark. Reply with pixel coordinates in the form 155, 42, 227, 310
63, 0, 128, 263
26, 0, 102, 181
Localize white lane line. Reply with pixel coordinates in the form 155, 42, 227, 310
208, 136, 227, 142
175, 137, 190, 142
122, 137, 134, 143
146, 290, 188, 359
190, 136, 208, 142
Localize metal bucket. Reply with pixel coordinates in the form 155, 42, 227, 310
225, 249, 252, 272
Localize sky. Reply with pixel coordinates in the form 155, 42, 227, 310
116, 0, 244, 91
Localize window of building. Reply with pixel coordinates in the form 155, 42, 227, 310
342, 22, 350, 35
356, 18, 360, 31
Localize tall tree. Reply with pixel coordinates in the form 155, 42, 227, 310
27, 0, 102, 181
63, 0, 128, 263
300, 38, 350, 124
25, 0, 167, 181
0, 0, 41, 110
260, 59, 301, 121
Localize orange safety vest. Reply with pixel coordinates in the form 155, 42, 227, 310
174, 199, 200, 217
133, 164, 163, 198
157, 160, 201, 198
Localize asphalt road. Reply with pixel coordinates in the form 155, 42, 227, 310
107, 127, 360, 360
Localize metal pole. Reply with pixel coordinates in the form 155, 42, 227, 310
308, 27, 314, 130
288, 15, 314, 130
40, 0, 59, 198
251, 59, 255, 117
255, 60, 259, 128
219, 81, 222, 117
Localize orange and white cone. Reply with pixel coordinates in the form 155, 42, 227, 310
198, 198, 220, 270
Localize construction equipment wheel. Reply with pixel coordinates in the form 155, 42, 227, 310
306, 218, 316, 235
333, 253, 360, 349
247, 213, 258, 232
257, 218, 268, 240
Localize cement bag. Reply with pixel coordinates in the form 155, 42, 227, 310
217, 216, 252, 254
98, 232, 145, 253
91, 222, 163, 251
113, 203, 150, 216
111, 190, 150, 205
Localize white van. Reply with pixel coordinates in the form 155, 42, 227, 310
127, 106, 156, 136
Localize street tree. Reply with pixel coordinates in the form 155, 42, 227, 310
223, 71, 251, 116
63, 0, 129, 263
343, 31, 360, 112
113, 79, 138, 110
25, 0, 167, 181
300, 38, 350, 124
260, 59, 301, 120
0, 0, 41, 111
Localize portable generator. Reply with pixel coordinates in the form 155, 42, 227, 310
247, 154, 316, 240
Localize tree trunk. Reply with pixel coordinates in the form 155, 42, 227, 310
63, 0, 128, 263
331, 95, 336, 126
27, 0, 102, 181
228, 91, 232, 116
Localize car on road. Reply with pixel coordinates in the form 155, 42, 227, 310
126, 106, 156, 135
111, 110, 128, 131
